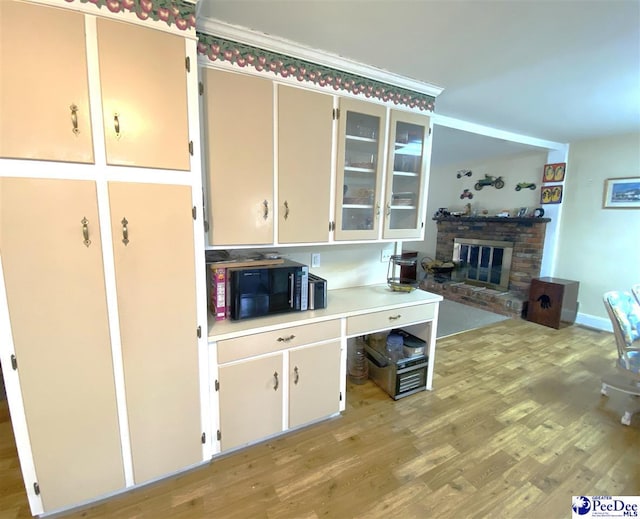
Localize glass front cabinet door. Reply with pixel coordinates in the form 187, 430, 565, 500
334, 98, 387, 240
383, 110, 431, 240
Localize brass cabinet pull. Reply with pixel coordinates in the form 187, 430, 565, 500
386, 202, 391, 216
114, 113, 120, 138
70, 104, 79, 135
283, 200, 289, 220
388, 314, 401, 321
263, 200, 269, 220
273, 371, 279, 391
375, 202, 381, 217
81, 217, 91, 247
277, 335, 295, 343
121, 217, 129, 245
294, 366, 299, 385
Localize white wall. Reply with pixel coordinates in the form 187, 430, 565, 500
555, 132, 640, 328
417, 150, 548, 266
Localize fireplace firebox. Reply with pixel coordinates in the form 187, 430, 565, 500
453, 238, 514, 291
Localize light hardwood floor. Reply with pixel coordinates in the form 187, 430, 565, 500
1, 319, 638, 518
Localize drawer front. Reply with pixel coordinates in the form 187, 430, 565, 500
347, 303, 435, 336
218, 319, 341, 364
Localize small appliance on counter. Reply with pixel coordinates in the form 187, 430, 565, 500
308, 273, 327, 310
364, 329, 428, 400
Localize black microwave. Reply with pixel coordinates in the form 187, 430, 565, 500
228, 260, 309, 320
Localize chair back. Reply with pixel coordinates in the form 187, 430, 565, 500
632, 284, 640, 305
603, 290, 640, 374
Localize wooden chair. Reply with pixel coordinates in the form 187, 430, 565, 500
601, 290, 640, 425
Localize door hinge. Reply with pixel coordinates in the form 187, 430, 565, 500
185, 56, 191, 72
33, 482, 40, 495
201, 432, 206, 444
192, 206, 197, 220
197, 326, 202, 338
214, 379, 220, 391
189, 140, 194, 156
199, 81, 204, 95
217, 430, 221, 441
11, 354, 17, 370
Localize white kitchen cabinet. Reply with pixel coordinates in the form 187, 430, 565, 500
97, 17, 191, 171
382, 110, 431, 240
0, 1, 94, 163
334, 98, 387, 240
202, 69, 274, 246
277, 85, 334, 244
0, 177, 125, 512
218, 354, 284, 451
289, 341, 341, 428
108, 182, 202, 484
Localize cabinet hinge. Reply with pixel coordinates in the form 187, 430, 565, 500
214, 379, 220, 391
197, 326, 202, 338
192, 206, 197, 220
199, 81, 204, 95
329, 221, 335, 232
185, 56, 191, 72
204, 219, 210, 233
429, 127, 432, 136
11, 354, 17, 370
201, 432, 206, 444
217, 430, 221, 441
332, 108, 340, 120
189, 140, 194, 156
33, 482, 40, 495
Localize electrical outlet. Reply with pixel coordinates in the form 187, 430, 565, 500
381, 249, 393, 263
311, 253, 321, 268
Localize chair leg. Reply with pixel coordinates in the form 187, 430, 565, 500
621, 412, 632, 426
601, 383, 609, 396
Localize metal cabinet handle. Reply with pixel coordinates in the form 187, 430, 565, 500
263, 200, 269, 220
121, 217, 129, 245
386, 202, 391, 216
70, 104, 79, 135
294, 366, 299, 385
375, 202, 381, 217
273, 371, 279, 391
277, 334, 296, 343
81, 217, 91, 247
114, 113, 120, 138
283, 200, 290, 220
389, 314, 401, 321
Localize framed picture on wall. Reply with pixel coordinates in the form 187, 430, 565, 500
540, 185, 563, 204
542, 162, 566, 183
603, 177, 640, 208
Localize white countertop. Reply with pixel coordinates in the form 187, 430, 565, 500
208, 284, 442, 341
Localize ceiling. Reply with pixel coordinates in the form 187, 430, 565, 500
196, 0, 640, 167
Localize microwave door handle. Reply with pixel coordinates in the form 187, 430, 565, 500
289, 273, 295, 308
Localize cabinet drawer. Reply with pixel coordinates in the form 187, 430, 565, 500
347, 303, 435, 336
218, 319, 341, 364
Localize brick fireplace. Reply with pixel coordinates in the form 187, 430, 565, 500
420, 216, 550, 318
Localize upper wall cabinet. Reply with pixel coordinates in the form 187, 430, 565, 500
97, 18, 190, 171
202, 69, 274, 246
382, 110, 431, 240
334, 98, 387, 241
0, 1, 94, 163
277, 85, 333, 244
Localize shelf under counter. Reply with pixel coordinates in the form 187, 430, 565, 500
207, 284, 442, 342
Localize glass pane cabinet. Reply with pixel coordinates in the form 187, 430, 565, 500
383, 110, 431, 240
335, 98, 387, 240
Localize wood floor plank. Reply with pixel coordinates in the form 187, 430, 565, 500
1, 318, 638, 518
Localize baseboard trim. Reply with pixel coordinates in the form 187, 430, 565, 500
575, 313, 612, 332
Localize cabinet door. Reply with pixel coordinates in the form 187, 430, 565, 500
202, 69, 274, 245
335, 98, 387, 240
383, 111, 431, 239
109, 182, 201, 484
0, 1, 94, 163
0, 178, 124, 512
97, 18, 190, 171
278, 85, 333, 243
289, 341, 341, 429
218, 355, 283, 451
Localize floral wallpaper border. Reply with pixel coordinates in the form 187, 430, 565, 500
197, 32, 436, 111
63, 0, 196, 30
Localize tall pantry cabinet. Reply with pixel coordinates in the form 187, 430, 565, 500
0, 1, 207, 515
